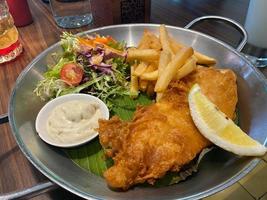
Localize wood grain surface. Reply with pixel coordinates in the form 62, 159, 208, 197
0, 0, 266, 199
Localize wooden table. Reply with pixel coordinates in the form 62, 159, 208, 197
0, 0, 266, 199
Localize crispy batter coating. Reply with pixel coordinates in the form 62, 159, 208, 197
99, 66, 237, 190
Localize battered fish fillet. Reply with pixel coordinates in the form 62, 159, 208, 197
98, 66, 237, 190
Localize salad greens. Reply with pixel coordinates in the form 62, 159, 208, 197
34, 32, 130, 109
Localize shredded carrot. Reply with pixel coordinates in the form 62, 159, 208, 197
94, 36, 114, 44
78, 38, 94, 47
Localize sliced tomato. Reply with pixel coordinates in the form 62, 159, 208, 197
60, 63, 84, 86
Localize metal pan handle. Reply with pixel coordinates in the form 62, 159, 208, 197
184, 15, 248, 52
0, 113, 8, 124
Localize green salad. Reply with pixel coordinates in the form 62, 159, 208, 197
34, 32, 130, 109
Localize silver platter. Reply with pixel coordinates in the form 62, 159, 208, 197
9, 20, 267, 199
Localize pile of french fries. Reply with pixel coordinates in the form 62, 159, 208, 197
127, 25, 216, 101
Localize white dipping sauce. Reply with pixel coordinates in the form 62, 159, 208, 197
46, 100, 103, 143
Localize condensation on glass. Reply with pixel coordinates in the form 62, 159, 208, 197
0, 0, 22, 64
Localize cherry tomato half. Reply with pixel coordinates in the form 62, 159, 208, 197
60, 63, 84, 86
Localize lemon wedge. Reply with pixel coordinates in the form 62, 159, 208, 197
188, 84, 267, 156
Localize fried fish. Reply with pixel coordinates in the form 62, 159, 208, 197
99, 66, 238, 190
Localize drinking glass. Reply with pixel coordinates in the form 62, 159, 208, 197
244, 0, 267, 48
50, 0, 93, 29
0, 0, 22, 64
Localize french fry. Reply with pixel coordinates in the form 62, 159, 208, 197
140, 62, 158, 80
148, 32, 161, 51
193, 51, 216, 65
148, 63, 158, 71
132, 25, 216, 99
175, 57, 197, 80
169, 36, 216, 65
130, 65, 139, 98
159, 25, 174, 55
158, 50, 172, 75
140, 70, 158, 81
155, 46, 194, 92
139, 64, 155, 92
149, 35, 162, 51
151, 60, 159, 68
138, 29, 150, 49
127, 49, 160, 61
133, 62, 148, 76
148, 64, 157, 73
156, 93, 163, 102
138, 30, 162, 50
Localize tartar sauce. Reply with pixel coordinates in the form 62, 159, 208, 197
46, 100, 103, 143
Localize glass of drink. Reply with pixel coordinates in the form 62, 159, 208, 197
0, 0, 22, 64
50, 0, 93, 29
244, 0, 267, 48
